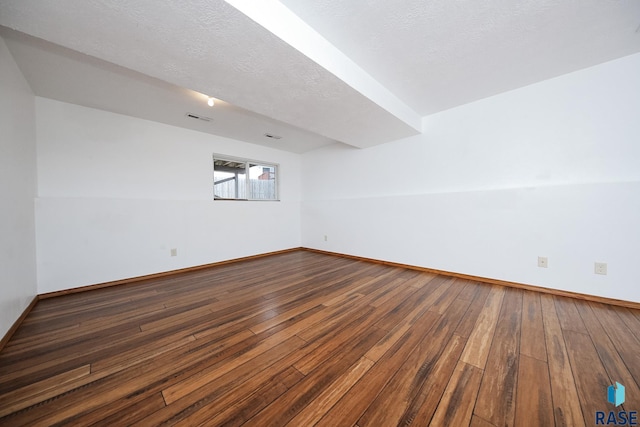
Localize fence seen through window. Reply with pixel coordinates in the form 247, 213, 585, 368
213, 156, 278, 200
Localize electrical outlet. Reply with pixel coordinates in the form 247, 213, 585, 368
538, 256, 548, 268
170, 248, 177, 257
595, 262, 607, 275
324, 235, 328, 242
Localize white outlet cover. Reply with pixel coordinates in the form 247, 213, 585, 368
538, 256, 548, 268
595, 262, 607, 275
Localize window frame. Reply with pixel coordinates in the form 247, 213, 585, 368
213, 154, 280, 201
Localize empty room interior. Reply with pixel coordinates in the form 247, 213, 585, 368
1, 1, 640, 425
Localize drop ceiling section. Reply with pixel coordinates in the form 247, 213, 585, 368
0, 27, 337, 153
0, 0, 421, 150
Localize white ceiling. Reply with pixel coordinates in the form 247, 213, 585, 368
0, 27, 337, 154
1, 0, 639, 153
282, 0, 640, 115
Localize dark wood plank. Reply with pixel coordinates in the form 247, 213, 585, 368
454, 280, 481, 302
575, 301, 640, 412
286, 357, 373, 426
430, 361, 483, 427
563, 330, 611, 423
0, 365, 91, 417
520, 290, 547, 361
357, 298, 471, 426
473, 287, 522, 426
127, 336, 309, 426
68, 392, 167, 426
1, 250, 639, 426
554, 295, 589, 334
470, 415, 496, 427
453, 283, 491, 338
588, 301, 640, 384
459, 286, 506, 369
540, 294, 586, 427
395, 333, 467, 426
244, 326, 387, 426
314, 310, 442, 427
426, 277, 464, 314
615, 307, 640, 343
514, 354, 554, 427
172, 366, 298, 427
161, 316, 321, 405
372, 274, 453, 332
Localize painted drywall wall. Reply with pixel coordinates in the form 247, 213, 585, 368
35, 98, 301, 293
0, 37, 38, 337
302, 53, 640, 302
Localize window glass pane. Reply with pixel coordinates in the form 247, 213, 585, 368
248, 163, 276, 200
214, 160, 246, 199
213, 156, 278, 201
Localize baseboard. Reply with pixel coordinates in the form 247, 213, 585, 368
0, 295, 39, 353
301, 247, 640, 310
39, 247, 302, 300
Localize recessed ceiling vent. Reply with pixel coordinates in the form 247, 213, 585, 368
186, 113, 213, 122
264, 133, 282, 140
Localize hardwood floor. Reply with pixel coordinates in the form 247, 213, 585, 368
1, 250, 639, 426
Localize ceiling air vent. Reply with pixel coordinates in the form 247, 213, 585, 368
264, 133, 282, 140
185, 113, 213, 122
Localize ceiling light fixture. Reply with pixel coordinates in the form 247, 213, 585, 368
207, 97, 215, 107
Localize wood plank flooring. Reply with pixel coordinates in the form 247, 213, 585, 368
1, 250, 639, 426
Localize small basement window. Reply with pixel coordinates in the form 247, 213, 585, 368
213, 155, 278, 201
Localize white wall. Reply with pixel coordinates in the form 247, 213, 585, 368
13, 48, 640, 304
0, 37, 38, 337
35, 98, 301, 293
302, 53, 640, 303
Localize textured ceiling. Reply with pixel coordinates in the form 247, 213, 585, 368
0, 27, 336, 154
281, 0, 640, 115
0, 0, 419, 150
1, 0, 639, 152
